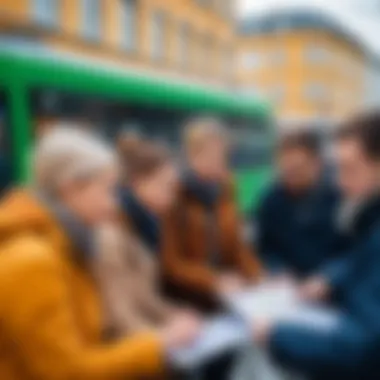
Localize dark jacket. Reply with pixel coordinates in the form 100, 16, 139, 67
323, 196, 380, 296
0, 153, 11, 197
269, 195, 380, 380
119, 189, 160, 253
256, 180, 340, 278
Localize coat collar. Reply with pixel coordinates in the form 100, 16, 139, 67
0, 189, 85, 259
37, 192, 94, 262
182, 170, 223, 209
119, 188, 160, 252
350, 194, 380, 236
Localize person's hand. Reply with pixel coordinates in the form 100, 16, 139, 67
259, 273, 297, 298
299, 276, 330, 301
252, 318, 273, 346
169, 307, 200, 324
265, 273, 295, 287
217, 272, 246, 296
160, 310, 202, 350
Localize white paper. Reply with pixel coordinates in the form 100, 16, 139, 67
280, 306, 341, 331
226, 283, 340, 331
170, 314, 250, 369
225, 282, 298, 322
170, 283, 341, 370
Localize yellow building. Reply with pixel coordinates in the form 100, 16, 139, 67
237, 8, 367, 125
0, 0, 235, 88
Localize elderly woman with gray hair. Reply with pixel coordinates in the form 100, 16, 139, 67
0, 125, 199, 380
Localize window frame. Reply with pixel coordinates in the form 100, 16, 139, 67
120, 0, 138, 52
178, 22, 191, 69
150, 9, 167, 62
81, 0, 102, 42
32, 0, 60, 29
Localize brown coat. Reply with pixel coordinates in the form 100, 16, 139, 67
94, 218, 173, 338
161, 178, 262, 308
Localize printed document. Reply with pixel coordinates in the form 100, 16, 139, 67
226, 282, 341, 330
170, 314, 250, 369
171, 282, 341, 369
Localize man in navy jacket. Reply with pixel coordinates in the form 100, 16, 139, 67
254, 111, 380, 380
256, 129, 341, 278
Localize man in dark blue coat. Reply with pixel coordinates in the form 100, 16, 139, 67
256, 129, 341, 278
254, 111, 380, 380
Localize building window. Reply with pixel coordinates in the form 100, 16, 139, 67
121, 0, 137, 51
223, 45, 234, 79
270, 85, 285, 103
81, 0, 102, 41
151, 10, 166, 61
305, 83, 328, 100
33, 0, 59, 28
305, 45, 329, 63
270, 49, 286, 65
195, 0, 211, 7
219, 0, 234, 20
240, 52, 261, 70
178, 22, 190, 68
201, 34, 214, 74
240, 87, 259, 98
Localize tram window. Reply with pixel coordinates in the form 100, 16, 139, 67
228, 117, 274, 169
0, 91, 13, 194
31, 88, 276, 169
30, 88, 273, 163
29, 88, 194, 147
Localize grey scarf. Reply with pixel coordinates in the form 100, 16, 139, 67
37, 192, 94, 261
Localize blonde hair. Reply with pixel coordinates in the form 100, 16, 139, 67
33, 124, 117, 194
183, 117, 227, 153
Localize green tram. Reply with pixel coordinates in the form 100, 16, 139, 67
0, 50, 273, 212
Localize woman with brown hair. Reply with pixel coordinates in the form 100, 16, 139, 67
94, 141, 201, 338
114, 139, 250, 380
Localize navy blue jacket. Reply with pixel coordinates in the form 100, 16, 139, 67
269, 196, 380, 380
256, 180, 341, 278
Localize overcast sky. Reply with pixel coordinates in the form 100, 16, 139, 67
238, 0, 380, 55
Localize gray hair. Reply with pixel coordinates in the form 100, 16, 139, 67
33, 124, 117, 195
182, 116, 228, 150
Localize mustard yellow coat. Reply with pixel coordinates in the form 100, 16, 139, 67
0, 190, 165, 380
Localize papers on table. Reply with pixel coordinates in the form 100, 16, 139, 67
170, 282, 341, 369
225, 282, 299, 323
170, 314, 251, 369
281, 306, 341, 331
225, 282, 341, 331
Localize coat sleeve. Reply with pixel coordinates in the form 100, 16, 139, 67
222, 180, 262, 280
326, 232, 380, 334
161, 211, 219, 294
131, 233, 174, 321
322, 254, 357, 294
255, 192, 287, 273
95, 226, 156, 333
321, 232, 374, 296
269, 232, 380, 376
268, 319, 373, 376
0, 238, 166, 380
